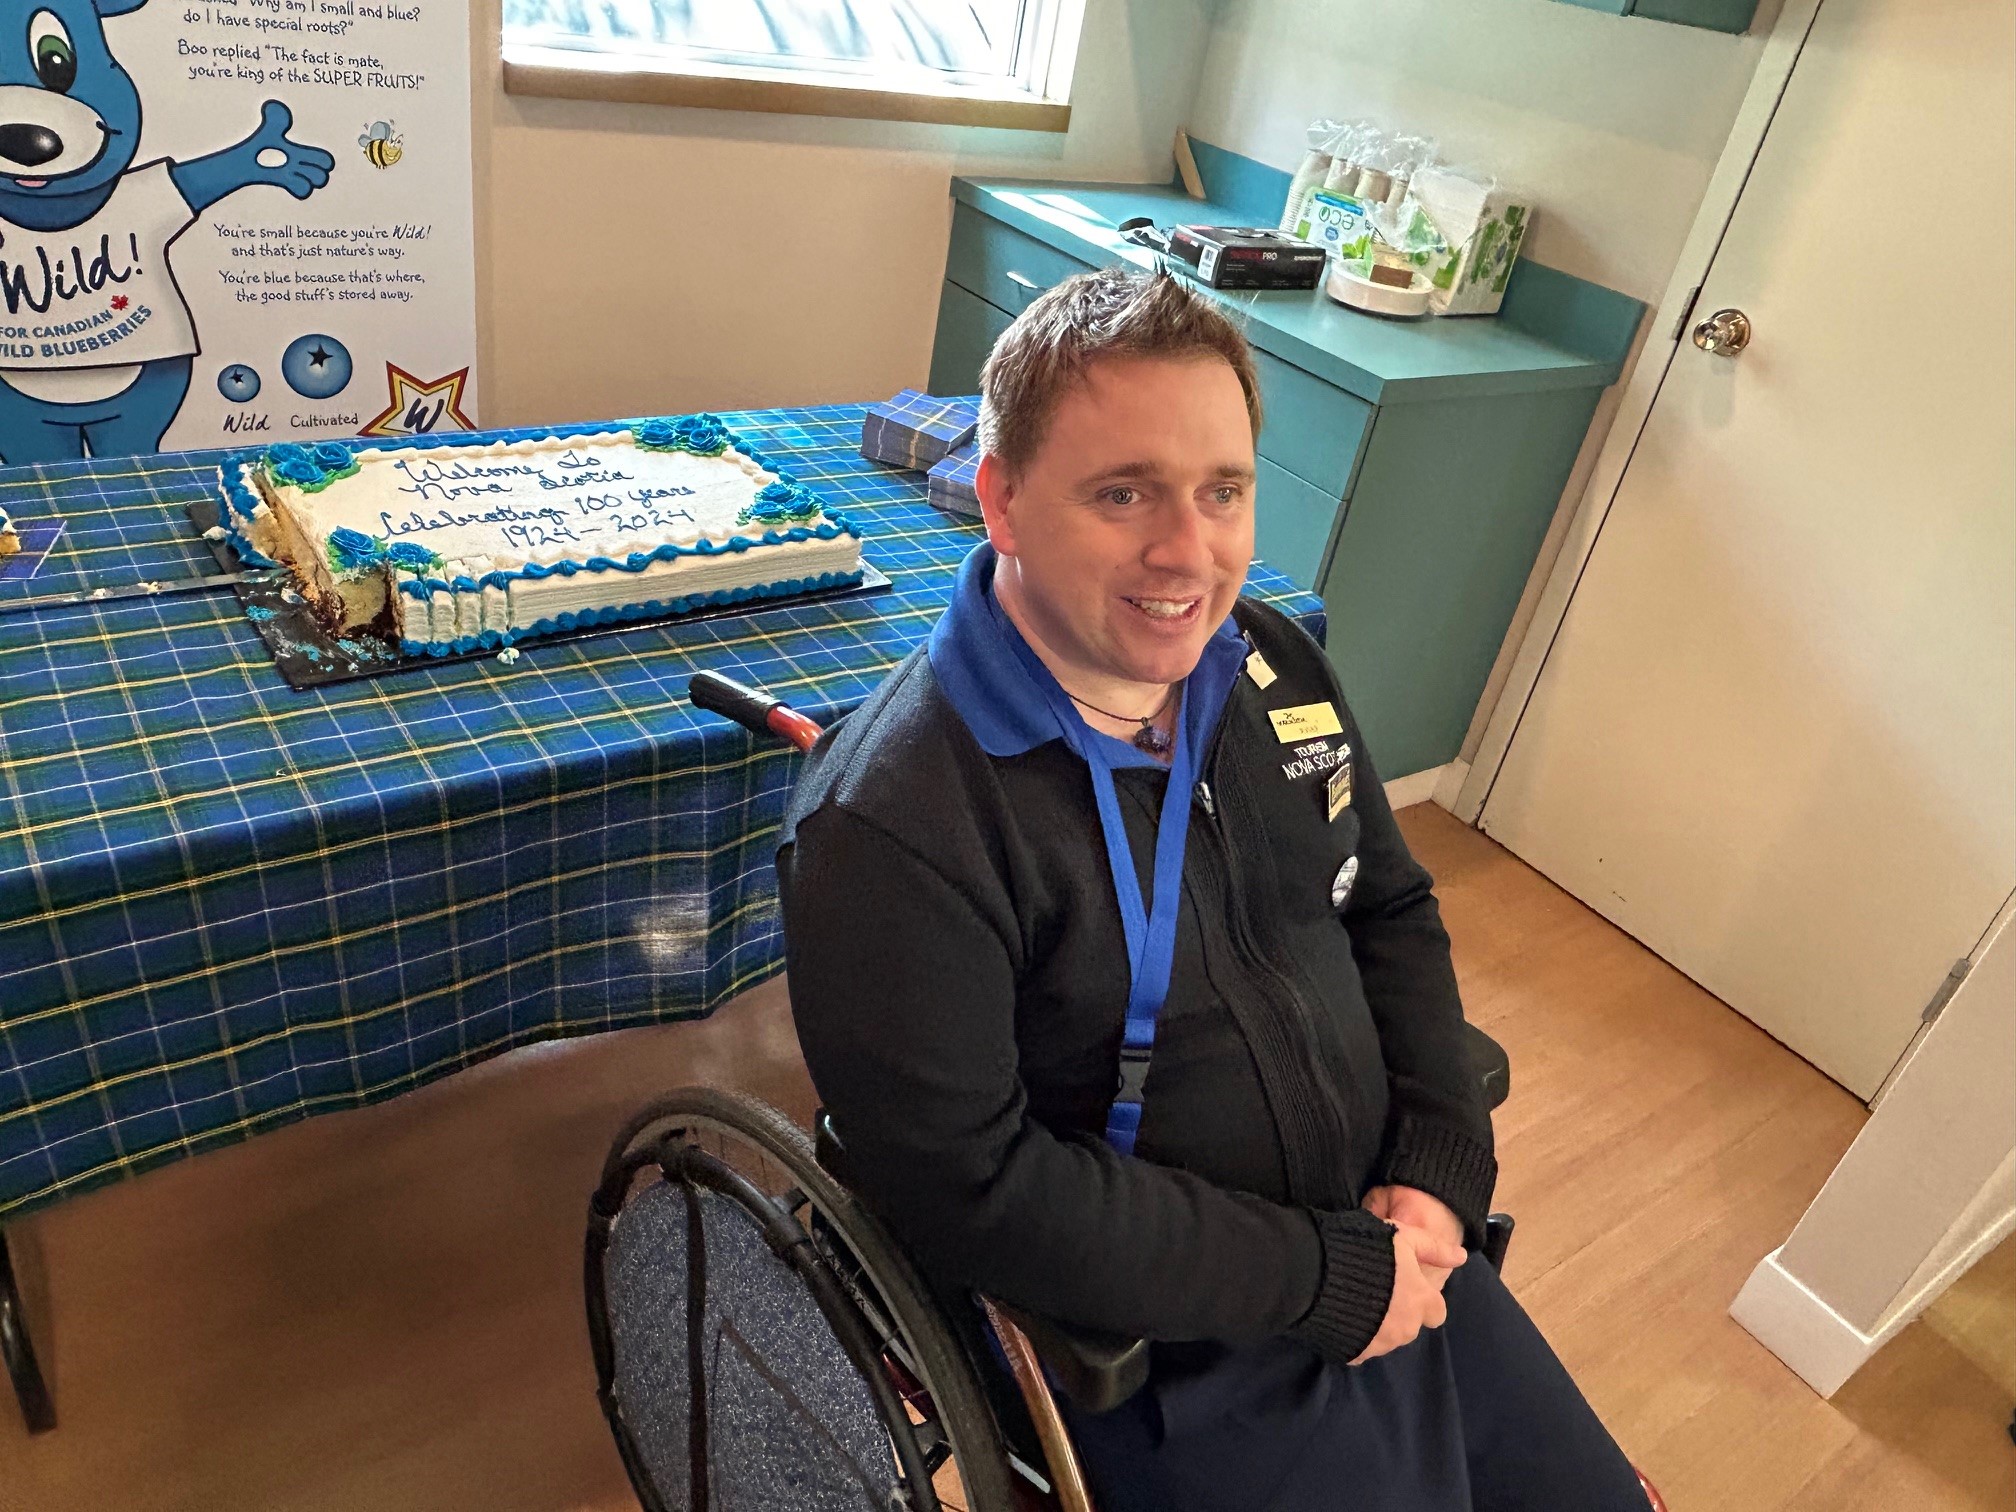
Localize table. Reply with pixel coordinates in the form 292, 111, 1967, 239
0, 402, 1323, 1429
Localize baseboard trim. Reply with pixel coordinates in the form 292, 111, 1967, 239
1383, 764, 1451, 812
1732, 1208, 2016, 1398
1432, 758, 1472, 813
1729, 1247, 1875, 1398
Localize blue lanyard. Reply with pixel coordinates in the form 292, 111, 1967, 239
1004, 633, 1198, 1157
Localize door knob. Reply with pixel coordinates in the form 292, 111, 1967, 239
1692, 308, 1752, 356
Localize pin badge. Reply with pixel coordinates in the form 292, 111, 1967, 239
1326, 752, 1354, 822
1267, 701, 1343, 743
1245, 650, 1277, 690
1330, 855, 1359, 909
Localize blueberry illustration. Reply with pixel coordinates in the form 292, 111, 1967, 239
281, 334, 352, 399
217, 363, 261, 403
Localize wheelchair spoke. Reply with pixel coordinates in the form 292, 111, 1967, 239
902, 1398, 967, 1510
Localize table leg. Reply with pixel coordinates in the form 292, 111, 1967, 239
0, 1225, 54, 1433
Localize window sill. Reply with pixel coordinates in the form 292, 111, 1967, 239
501, 46, 1073, 133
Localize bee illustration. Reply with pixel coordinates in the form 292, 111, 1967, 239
358, 121, 404, 169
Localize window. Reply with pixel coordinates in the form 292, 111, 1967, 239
502, 0, 1085, 131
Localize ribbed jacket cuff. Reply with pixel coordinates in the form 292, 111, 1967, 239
1377, 1113, 1500, 1251
1289, 1209, 1396, 1365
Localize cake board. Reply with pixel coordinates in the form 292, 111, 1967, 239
185, 497, 892, 690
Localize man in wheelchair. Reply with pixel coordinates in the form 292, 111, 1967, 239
776, 267, 1649, 1510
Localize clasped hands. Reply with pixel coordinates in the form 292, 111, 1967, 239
1350, 1183, 1468, 1365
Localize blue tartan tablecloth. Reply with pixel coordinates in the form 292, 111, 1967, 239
0, 403, 1324, 1222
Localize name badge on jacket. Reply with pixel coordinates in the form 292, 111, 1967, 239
1267, 701, 1342, 743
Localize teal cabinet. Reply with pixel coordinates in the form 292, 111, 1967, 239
929, 280, 1013, 400
929, 167, 1643, 778
1252, 349, 1373, 503
1253, 456, 1342, 594
1551, 0, 1758, 33
944, 203, 1088, 316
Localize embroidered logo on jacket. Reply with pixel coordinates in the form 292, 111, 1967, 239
1281, 738, 1346, 782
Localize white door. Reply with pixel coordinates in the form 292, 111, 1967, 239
1479, 0, 2016, 1100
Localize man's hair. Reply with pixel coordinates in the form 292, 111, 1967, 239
977, 266, 1263, 476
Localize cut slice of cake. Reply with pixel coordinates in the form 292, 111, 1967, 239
218, 415, 864, 654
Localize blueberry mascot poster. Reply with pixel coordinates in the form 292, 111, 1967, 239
0, 0, 476, 462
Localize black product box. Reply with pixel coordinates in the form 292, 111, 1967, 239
1165, 225, 1327, 290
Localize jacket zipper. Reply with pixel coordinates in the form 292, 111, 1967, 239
1191, 753, 1355, 1208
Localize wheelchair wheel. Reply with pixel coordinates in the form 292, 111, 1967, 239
585, 1087, 1024, 1512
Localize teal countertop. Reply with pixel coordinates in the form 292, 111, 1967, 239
953, 176, 1645, 408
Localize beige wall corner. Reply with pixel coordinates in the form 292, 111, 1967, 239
1731, 896, 2016, 1395
1382, 763, 1451, 813
1430, 758, 1470, 814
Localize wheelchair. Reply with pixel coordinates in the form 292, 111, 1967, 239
581, 673, 1665, 1512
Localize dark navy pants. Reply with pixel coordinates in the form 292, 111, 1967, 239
1059, 1253, 1647, 1512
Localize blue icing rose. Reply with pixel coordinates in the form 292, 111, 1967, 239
266, 443, 313, 469
311, 441, 355, 472
271, 454, 322, 486
325, 527, 384, 571
635, 417, 681, 448
672, 412, 731, 455
738, 480, 821, 527
384, 540, 442, 572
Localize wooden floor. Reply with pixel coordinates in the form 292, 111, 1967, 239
2, 806, 2009, 1510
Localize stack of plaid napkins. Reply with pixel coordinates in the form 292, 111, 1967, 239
926, 443, 981, 517
860, 389, 979, 472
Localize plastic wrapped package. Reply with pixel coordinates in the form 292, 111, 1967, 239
1381, 134, 1439, 205
1278, 117, 1346, 232
1408, 165, 1534, 315
1321, 122, 1383, 197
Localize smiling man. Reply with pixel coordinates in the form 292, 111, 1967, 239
777, 268, 1649, 1510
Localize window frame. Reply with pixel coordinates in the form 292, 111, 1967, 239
501, 0, 1083, 133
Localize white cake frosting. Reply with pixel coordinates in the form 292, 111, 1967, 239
220, 419, 863, 653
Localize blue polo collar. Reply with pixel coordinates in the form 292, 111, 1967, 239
927, 542, 1246, 768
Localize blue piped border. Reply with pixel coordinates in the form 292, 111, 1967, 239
213, 458, 282, 569
397, 567, 868, 656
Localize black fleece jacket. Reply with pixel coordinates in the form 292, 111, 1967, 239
775, 597, 1497, 1367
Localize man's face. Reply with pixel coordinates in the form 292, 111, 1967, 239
978, 353, 1256, 694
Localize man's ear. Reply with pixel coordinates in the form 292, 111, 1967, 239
975, 451, 1018, 558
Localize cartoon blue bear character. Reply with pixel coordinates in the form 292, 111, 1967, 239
0, 0, 333, 463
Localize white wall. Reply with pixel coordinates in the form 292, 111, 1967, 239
1187, 0, 1781, 775
470, 0, 1771, 425
1188, 0, 1773, 303
471, 0, 1215, 428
